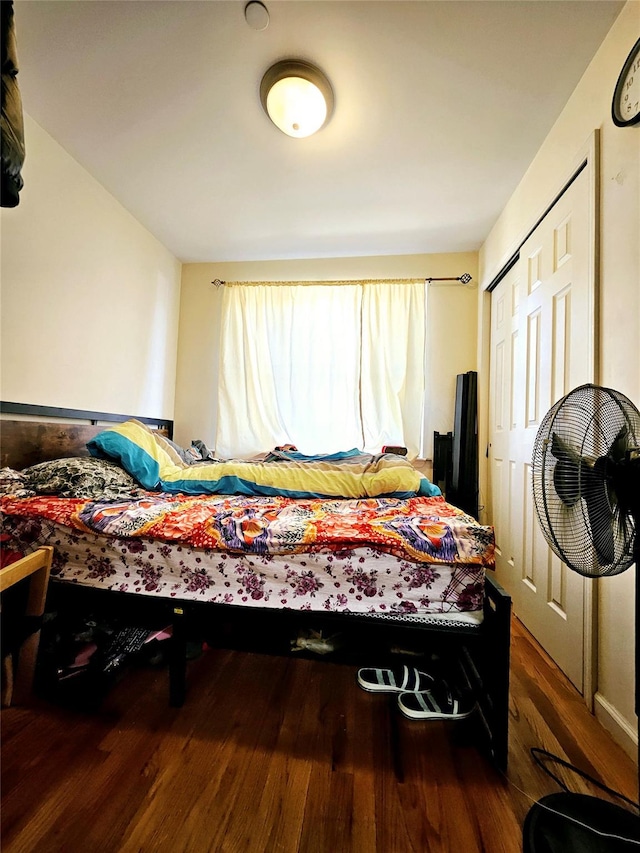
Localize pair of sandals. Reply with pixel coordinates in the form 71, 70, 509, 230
356, 664, 475, 720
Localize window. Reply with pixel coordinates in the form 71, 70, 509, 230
216, 281, 426, 458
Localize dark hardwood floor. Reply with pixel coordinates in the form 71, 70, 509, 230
1, 617, 637, 853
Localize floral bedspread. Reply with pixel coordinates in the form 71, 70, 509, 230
0, 494, 492, 615
0, 493, 494, 567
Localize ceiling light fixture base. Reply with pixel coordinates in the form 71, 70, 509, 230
260, 59, 334, 138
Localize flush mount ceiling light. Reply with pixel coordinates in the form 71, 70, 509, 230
260, 59, 334, 138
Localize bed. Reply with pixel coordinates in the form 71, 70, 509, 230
0, 403, 511, 770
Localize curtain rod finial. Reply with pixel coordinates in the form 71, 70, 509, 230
425, 273, 474, 286
211, 279, 226, 288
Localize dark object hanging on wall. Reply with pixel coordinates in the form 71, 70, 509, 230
1, 0, 26, 208
447, 371, 479, 519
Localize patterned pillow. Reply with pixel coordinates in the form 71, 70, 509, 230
22, 457, 143, 500
0, 467, 36, 497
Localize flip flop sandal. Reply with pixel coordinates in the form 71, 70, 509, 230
356, 664, 434, 694
397, 682, 476, 720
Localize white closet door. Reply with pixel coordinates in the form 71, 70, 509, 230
488, 165, 596, 694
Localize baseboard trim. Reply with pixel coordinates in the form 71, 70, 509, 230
594, 691, 638, 763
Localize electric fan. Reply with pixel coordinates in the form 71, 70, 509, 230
525, 383, 640, 851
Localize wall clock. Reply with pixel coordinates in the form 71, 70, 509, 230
612, 36, 640, 127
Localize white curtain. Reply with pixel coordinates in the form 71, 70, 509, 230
360, 281, 426, 457
216, 281, 426, 458
216, 284, 363, 457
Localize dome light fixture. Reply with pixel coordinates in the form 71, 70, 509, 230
260, 59, 334, 138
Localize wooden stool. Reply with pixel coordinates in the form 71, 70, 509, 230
1, 547, 54, 706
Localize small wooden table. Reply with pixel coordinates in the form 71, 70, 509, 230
1, 547, 54, 705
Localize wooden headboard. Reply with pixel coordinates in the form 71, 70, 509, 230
0, 402, 173, 470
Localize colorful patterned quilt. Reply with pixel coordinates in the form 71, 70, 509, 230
0, 493, 494, 567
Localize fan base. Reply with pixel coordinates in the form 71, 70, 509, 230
523, 792, 640, 852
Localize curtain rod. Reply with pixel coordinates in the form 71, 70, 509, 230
211, 274, 473, 288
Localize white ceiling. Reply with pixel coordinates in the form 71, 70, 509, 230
13, 0, 623, 263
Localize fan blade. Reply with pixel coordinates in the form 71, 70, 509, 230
550, 428, 627, 516
551, 433, 582, 506
608, 425, 630, 463
584, 459, 615, 566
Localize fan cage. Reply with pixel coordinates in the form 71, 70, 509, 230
532, 384, 640, 578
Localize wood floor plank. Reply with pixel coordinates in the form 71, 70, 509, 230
508, 619, 638, 809
1, 617, 637, 853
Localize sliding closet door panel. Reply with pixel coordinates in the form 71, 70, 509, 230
489, 265, 522, 593
488, 164, 595, 694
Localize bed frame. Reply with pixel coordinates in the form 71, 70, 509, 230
0, 402, 512, 771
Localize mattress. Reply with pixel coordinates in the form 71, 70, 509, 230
1, 492, 493, 624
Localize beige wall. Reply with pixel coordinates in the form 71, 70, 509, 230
478, 2, 639, 756
1, 115, 182, 419
174, 253, 478, 455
